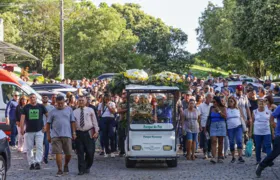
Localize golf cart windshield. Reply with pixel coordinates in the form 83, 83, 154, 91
128, 92, 175, 130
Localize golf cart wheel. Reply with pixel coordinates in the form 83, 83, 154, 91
0, 155, 6, 180
166, 159, 177, 168
125, 157, 136, 168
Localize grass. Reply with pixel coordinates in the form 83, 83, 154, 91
190, 65, 229, 78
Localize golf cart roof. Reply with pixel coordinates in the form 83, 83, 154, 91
125, 84, 179, 91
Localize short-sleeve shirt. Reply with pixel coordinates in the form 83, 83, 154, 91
23, 104, 47, 133
43, 104, 55, 125
272, 105, 280, 137
98, 102, 116, 118
234, 94, 249, 120
183, 109, 200, 133
47, 107, 75, 138
198, 102, 212, 127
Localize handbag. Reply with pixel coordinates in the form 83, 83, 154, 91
238, 107, 247, 132
245, 138, 253, 157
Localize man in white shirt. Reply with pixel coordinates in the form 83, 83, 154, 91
198, 93, 213, 159
73, 96, 99, 175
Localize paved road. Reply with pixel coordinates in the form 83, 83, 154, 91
7, 149, 280, 180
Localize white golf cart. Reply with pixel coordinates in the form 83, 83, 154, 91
125, 84, 179, 168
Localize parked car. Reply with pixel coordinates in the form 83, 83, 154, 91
214, 81, 263, 93
97, 73, 116, 81
31, 83, 73, 91
37, 91, 66, 103
0, 130, 11, 180
273, 96, 280, 106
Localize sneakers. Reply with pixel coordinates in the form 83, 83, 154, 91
256, 164, 264, 178
56, 170, 63, 177
238, 157, 245, 163
29, 164, 35, 170
231, 157, 236, 163
99, 151, 105, 156
203, 154, 208, 160
104, 154, 109, 158
110, 153, 115, 158
35, 163, 41, 170
63, 166, 69, 175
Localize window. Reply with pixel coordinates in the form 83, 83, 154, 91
2, 84, 27, 104
129, 93, 175, 130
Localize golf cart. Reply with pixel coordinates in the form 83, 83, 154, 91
125, 84, 179, 168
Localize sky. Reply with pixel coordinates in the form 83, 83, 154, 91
92, 0, 223, 54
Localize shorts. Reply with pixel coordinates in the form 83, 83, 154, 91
187, 132, 198, 141
51, 137, 72, 155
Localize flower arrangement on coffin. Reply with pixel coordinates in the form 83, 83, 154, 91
148, 71, 187, 90
131, 95, 154, 124
107, 69, 148, 95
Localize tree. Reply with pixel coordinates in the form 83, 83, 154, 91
232, 0, 280, 76
0, 12, 21, 44
197, 1, 247, 73
112, 3, 192, 73
65, 3, 139, 79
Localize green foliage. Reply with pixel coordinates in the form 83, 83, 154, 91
198, 0, 280, 78
197, 0, 247, 74
112, 3, 193, 74
232, 0, 280, 76
2, 1, 193, 79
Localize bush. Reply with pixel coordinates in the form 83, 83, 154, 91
36, 76, 45, 83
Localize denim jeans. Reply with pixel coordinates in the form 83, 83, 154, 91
25, 131, 44, 165
260, 136, 280, 168
43, 132, 49, 160
9, 120, 18, 146
227, 126, 243, 151
118, 125, 126, 155
254, 134, 272, 163
200, 128, 211, 154
103, 117, 116, 154
187, 132, 198, 141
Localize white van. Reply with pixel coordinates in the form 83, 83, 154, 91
0, 69, 42, 135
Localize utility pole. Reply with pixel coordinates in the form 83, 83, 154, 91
60, 0, 64, 80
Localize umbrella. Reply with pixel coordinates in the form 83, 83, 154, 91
0, 41, 39, 61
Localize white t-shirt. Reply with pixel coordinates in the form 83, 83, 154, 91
198, 102, 212, 127
226, 108, 242, 129
253, 109, 271, 135
98, 102, 116, 118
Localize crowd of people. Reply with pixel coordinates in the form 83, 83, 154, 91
4, 73, 280, 177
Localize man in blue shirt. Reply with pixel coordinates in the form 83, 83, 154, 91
256, 105, 280, 177
5, 91, 19, 147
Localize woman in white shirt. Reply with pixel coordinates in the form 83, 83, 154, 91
98, 93, 117, 158
251, 99, 273, 164
226, 96, 245, 163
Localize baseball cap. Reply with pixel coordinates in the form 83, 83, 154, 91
186, 91, 192, 95
236, 85, 243, 91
